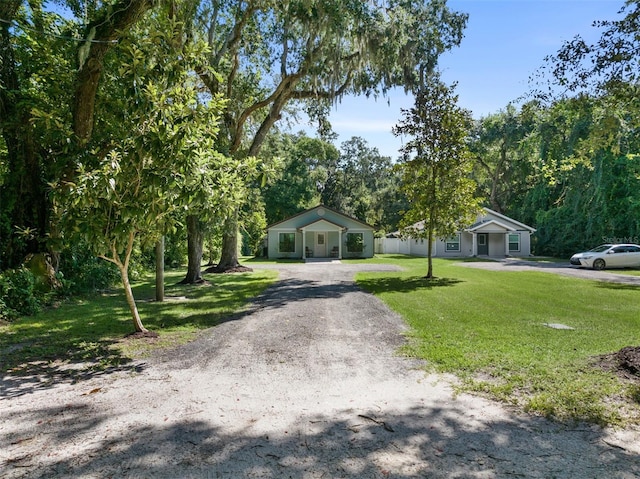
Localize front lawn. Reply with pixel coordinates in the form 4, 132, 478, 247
355, 255, 640, 426
0, 268, 277, 375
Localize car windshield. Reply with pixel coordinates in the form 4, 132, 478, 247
589, 244, 612, 253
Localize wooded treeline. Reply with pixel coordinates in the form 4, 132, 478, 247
1, 0, 639, 319
0, 0, 469, 328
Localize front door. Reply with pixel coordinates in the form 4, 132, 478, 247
477, 233, 489, 255
314, 232, 327, 257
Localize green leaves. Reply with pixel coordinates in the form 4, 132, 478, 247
394, 76, 480, 272
52, 8, 234, 263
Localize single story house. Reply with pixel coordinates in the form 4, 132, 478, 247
266, 205, 375, 259
380, 208, 536, 258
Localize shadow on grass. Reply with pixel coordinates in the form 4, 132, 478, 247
138, 274, 273, 330
2, 402, 637, 478
595, 281, 640, 291
357, 275, 463, 295
1, 295, 143, 399
1, 271, 276, 398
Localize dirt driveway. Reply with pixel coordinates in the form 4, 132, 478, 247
2, 261, 640, 478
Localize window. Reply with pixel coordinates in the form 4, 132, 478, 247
279, 233, 296, 253
508, 233, 520, 252
346, 232, 364, 253
445, 234, 460, 252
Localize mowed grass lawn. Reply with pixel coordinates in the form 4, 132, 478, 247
0, 268, 277, 375
355, 255, 640, 426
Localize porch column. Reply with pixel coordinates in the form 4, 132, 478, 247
472, 232, 477, 256
302, 228, 306, 259
504, 232, 509, 256
338, 229, 343, 259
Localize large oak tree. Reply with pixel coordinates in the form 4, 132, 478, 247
181, 0, 468, 278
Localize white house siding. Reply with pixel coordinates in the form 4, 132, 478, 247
266, 205, 375, 259
380, 208, 536, 258
407, 238, 427, 256
343, 229, 375, 259
267, 228, 301, 259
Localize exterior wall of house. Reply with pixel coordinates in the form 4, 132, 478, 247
488, 233, 504, 256
342, 229, 375, 258
516, 231, 532, 257
433, 233, 473, 257
267, 206, 375, 259
267, 228, 301, 259
327, 231, 340, 257
379, 209, 535, 258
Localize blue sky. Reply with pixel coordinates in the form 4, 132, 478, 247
310, 0, 625, 159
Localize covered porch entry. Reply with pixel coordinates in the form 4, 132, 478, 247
467, 219, 519, 257
300, 219, 345, 259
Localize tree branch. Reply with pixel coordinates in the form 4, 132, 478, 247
72, 0, 157, 144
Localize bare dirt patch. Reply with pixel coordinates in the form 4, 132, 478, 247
596, 346, 640, 382
124, 330, 160, 340
616, 346, 640, 377
204, 264, 253, 274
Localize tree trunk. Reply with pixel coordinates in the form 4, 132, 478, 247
104, 240, 146, 333
155, 236, 164, 302
102, 233, 149, 333
181, 215, 205, 283
217, 210, 240, 270
72, 0, 156, 144
212, 208, 252, 273
426, 227, 434, 279
117, 261, 148, 333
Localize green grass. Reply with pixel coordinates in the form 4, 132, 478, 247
0, 268, 277, 374
356, 255, 640, 426
5, 254, 640, 426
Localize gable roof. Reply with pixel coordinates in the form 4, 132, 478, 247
387, 207, 536, 237
466, 218, 515, 233
266, 204, 375, 230
298, 218, 346, 231
481, 208, 537, 232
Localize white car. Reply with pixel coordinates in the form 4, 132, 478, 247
570, 244, 640, 270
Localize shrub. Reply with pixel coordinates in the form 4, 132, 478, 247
0, 267, 41, 320
57, 244, 120, 294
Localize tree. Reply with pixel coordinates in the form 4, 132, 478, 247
53, 13, 229, 333
393, 77, 479, 278
332, 136, 402, 230
523, 94, 640, 256
262, 134, 328, 225
0, 0, 157, 269
543, 0, 640, 97
185, 0, 468, 276
469, 104, 537, 215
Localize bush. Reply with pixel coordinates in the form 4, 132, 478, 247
0, 267, 41, 320
57, 244, 120, 294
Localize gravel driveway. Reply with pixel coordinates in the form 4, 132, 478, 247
2, 261, 640, 478
458, 257, 640, 285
